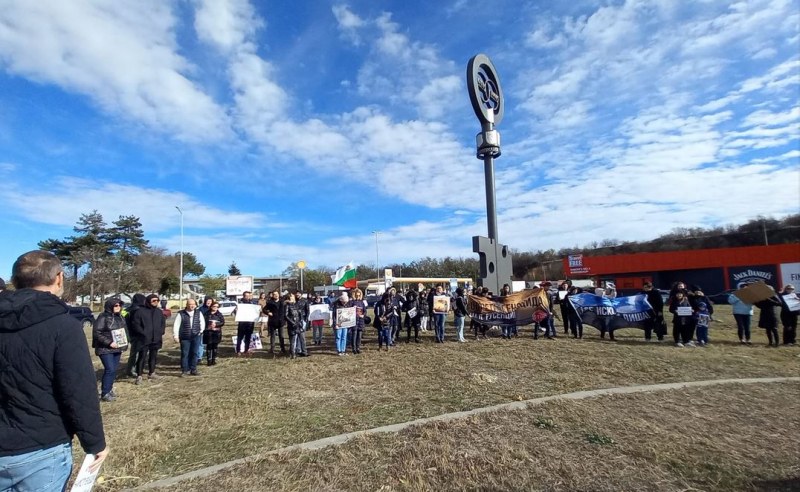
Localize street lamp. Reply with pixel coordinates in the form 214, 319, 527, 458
372, 231, 381, 281
175, 206, 184, 303
297, 260, 306, 291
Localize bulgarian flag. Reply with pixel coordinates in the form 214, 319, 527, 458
332, 262, 357, 289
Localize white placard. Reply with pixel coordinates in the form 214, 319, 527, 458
70, 454, 101, 492
558, 291, 568, 300
335, 307, 356, 328
226, 275, 254, 296
782, 293, 800, 312
232, 333, 263, 351
677, 306, 693, 316
234, 303, 261, 323
781, 262, 800, 290
309, 304, 331, 322
407, 307, 418, 318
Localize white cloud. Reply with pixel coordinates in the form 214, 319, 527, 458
193, 0, 262, 54
332, 5, 364, 31
0, 0, 231, 142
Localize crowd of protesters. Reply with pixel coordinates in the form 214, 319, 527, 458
22, 277, 798, 405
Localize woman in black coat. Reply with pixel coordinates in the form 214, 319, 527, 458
202, 301, 225, 365
92, 297, 129, 401
755, 292, 782, 347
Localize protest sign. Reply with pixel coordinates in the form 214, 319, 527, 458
733, 282, 776, 304
234, 303, 261, 323
432, 295, 450, 314
568, 293, 654, 332
677, 306, 693, 316
111, 328, 128, 349
70, 454, 101, 492
466, 289, 550, 327
335, 307, 356, 328
232, 333, 263, 351
309, 304, 331, 322
782, 293, 800, 312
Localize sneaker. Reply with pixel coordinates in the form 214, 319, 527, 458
676, 342, 684, 348
148, 373, 161, 380
109, 389, 118, 397
740, 338, 746, 344
685, 341, 696, 347
180, 372, 188, 377
135, 376, 143, 385
100, 393, 115, 402
190, 370, 200, 376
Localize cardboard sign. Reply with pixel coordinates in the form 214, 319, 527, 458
335, 307, 356, 328
432, 295, 450, 314
733, 282, 776, 304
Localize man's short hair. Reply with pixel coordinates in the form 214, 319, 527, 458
12, 250, 63, 289
242, 290, 251, 296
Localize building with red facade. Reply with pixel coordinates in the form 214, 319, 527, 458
562, 244, 800, 295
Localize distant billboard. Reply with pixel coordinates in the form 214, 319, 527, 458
226, 275, 254, 296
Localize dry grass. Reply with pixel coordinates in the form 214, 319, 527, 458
77, 305, 800, 490
171, 381, 800, 491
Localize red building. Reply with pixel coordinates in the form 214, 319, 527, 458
562, 244, 800, 295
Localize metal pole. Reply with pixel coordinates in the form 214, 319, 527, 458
175, 206, 183, 303
300, 269, 304, 291
372, 231, 380, 281
483, 152, 498, 240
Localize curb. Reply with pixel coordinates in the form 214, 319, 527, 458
129, 376, 800, 490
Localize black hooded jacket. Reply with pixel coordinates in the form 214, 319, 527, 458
129, 294, 166, 346
92, 297, 129, 356
0, 289, 106, 457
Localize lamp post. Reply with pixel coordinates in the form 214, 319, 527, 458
372, 230, 381, 281
296, 260, 306, 292
175, 206, 184, 303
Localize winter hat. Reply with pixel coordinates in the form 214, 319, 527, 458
339, 292, 349, 303
698, 302, 707, 309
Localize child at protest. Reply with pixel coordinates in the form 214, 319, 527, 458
669, 290, 695, 347
694, 302, 711, 346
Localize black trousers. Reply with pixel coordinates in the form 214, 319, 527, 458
269, 325, 286, 353
568, 312, 582, 338
560, 305, 570, 334
351, 328, 363, 352
673, 321, 695, 344
406, 323, 420, 341
236, 323, 254, 353
136, 343, 159, 376
127, 337, 142, 375
206, 343, 219, 362
765, 327, 780, 345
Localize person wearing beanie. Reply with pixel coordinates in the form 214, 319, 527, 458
779, 284, 797, 346
331, 292, 351, 355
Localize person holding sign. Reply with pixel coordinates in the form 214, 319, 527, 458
403, 290, 422, 343
432, 285, 451, 343
331, 292, 352, 355
351, 288, 368, 354
203, 301, 225, 365
755, 288, 782, 347
669, 290, 695, 347
92, 297, 129, 401
728, 291, 754, 344
779, 284, 797, 346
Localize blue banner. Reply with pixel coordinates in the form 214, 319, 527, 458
568, 293, 654, 332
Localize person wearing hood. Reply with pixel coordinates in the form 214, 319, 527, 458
453, 287, 468, 343
779, 284, 797, 346
125, 293, 147, 377
403, 289, 422, 343
173, 298, 205, 376
203, 300, 225, 365
129, 293, 167, 384
755, 288, 782, 347
93, 297, 129, 401
0, 250, 108, 490
331, 292, 351, 355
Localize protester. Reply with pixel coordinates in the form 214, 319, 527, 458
669, 290, 695, 347
236, 291, 257, 357
432, 285, 450, 343
331, 292, 351, 355
93, 297, 129, 401
266, 290, 286, 355
728, 291, 753, 344
375, 294, 392, 351
386, 287, 402, 343
556, 282, 571, 334
203, 301, 225, 365
197, 296, 214, 363
403, 289, 422, 343
690, 287, 714, 321
130, 293, 166, 384
294, 291, 310, 354
125, 293, 147, 377
0, 250, 108, 490
418, 288, 430, 332
173, 298, 205, 376
453, 287, 468, 342
641, 282, 665, 341
565, 285, 584, 339
351, 288, 368, 353
779, 284, 797, 346
257, 292, 268, 309
284, 293, 308, 359
755, 289, 782, 347
694, 302, 711, 346
309, 294, 326, 345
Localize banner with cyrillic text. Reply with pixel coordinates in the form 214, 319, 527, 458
467, 289, 550, 327
568, 293, 654, 331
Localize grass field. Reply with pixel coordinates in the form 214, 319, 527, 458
78, 305, 799, 490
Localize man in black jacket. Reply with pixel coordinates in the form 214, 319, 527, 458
125, 293, 147, 377
0, 250, 108, 490
130, 293, 166, 384
642, 282, 665, 341
265, 290, 285, 354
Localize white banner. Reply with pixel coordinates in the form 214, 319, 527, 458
309, 304, 331, 322
780, 262, 800, 289
234, 303, 261, 323
226, 275, 254, 296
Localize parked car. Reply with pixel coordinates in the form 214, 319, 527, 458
69, 306, 95, 331
218, 301, 237, 316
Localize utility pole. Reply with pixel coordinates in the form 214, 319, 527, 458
175, 206, 184, 304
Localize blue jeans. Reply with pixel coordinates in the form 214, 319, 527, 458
0, 442, 72, 492
180, 335, 201, 373
98, 352, 121, 396
733, 314, 751, 341
434, 314, 446, 341
454, 315, 465, 340
335, 328, 349, 353
696, 324, 709, 344
196, 339, 205, 361
379, 328, 391, 347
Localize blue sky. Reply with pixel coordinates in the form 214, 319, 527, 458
1, 0, 798, 279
